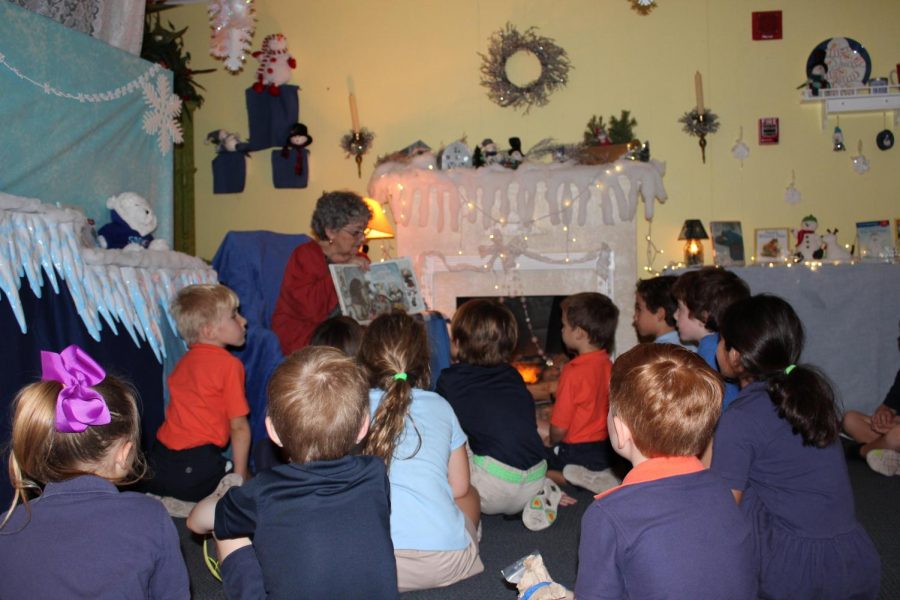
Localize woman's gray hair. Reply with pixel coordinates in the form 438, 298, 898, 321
310, 191, 372, 239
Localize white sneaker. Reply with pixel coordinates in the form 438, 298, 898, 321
866, 449, 900, 476
563, 465, 620, 494
146, 493, 197, 518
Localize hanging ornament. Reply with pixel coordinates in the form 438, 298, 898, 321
876, 113, 894, 151
851, 140, 869, 174
208, 0, 256, 73
731, 126, 750, 165
629, 0, 657, 15
784, 170, 801, 205
832, 124, 846, 151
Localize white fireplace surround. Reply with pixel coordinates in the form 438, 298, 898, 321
368, 155, 668, 354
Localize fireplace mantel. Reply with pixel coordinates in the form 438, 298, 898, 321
367, 156, 669, 354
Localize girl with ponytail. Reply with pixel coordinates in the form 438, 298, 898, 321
711, 295, 879, 599
358, 312, 483, 592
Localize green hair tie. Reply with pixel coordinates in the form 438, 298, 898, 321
784, 364, 796, 375
393, 372, 408, 381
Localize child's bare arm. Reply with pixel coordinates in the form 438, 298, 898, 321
186, 494, 217, 534
549, 424, 567, 446
230, 416, 251, 480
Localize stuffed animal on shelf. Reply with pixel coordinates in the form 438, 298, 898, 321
794, 214, 824, 261
251, 33, 296, 96
822, 228, 853, 261
97, 192, 169, 251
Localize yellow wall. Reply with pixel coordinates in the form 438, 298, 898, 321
173, 0, 900, 272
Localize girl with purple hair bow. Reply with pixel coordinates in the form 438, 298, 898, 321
0, 345, 189, 599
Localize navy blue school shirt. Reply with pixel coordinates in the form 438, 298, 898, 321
885, 368, 900, 412
215, 454, 399, 600
436, 363, 546, 470
712, 382, 880, 599
576, 457, 758, 600
0, 475, 189, 599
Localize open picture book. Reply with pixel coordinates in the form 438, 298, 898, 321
329, 257, 425, 324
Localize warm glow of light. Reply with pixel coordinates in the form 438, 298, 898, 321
513, 362, 542, 384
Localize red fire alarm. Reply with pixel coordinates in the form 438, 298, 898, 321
752, 11, 782, 41
758, 118, 779, 145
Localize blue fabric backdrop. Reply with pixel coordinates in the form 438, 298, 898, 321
0, 2, 173, 243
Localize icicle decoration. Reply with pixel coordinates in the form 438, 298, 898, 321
209, 0, 256, 73
0, 192, 216, 362
369, 158, 668, 233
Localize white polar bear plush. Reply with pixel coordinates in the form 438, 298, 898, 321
97, 192, 170, 251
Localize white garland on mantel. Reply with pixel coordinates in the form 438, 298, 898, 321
0, 192, 216, 363
367, 157, 668, 232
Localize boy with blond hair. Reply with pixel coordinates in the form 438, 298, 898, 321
145, 283, 251, 502
575, 343, 757, 599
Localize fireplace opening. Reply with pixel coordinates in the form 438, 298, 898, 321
455, 295, 569, 382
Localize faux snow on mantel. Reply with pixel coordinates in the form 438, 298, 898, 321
367, 156, 668, 354
0, 192, 216, 362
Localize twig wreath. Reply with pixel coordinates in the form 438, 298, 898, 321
479, 23, 572, 114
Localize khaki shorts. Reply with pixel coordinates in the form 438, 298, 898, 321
470, 454, 547, 515
394, 516, 484, 592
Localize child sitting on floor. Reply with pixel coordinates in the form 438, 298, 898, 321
575, 343, 757, 600
187, 346, 398, 598
360, 312, 484, 592
633, 275, 693, 348
0, 345, 189, 598
144, 283, 251, 503
671, 267, 750, 410
842, 320, 900, 476
547, 292, 620, 494
436, 299, 574, 532
712, 294, 880, 598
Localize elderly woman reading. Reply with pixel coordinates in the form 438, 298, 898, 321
272, 191, 371, 354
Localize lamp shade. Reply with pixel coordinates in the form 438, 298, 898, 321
678, 219, 709, 240
363, 197, 395, 240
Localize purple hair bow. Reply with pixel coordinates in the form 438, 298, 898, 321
41, 345, 110, 433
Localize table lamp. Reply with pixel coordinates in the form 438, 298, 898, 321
678, 219, 708, 267
363, 197, 394, 258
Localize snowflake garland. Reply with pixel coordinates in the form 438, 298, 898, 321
142, 74, 184, 155
479, 23, 572, 114
209, 0, 256, 72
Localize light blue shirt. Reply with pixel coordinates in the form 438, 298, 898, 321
655, 329, 697, 352
697, 333, 741, 410
369, 388, 469, 551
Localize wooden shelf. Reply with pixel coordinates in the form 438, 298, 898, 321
800, 85, 900, 129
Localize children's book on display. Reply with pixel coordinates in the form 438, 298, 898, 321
329, 257, 424, 324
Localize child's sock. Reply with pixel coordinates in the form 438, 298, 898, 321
562, 464, 620, 494
866, 449, 900, 476
522, 479, 562, 531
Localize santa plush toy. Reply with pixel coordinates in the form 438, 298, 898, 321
252, 33, 296, 96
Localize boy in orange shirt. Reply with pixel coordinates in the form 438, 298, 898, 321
546, 292, 620, 494
145, 284, 251, 503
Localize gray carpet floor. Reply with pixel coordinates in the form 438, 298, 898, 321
177, 455, 899, 599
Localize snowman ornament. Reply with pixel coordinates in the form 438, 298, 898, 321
252, 33, 296, 95
794, 214, 824, 261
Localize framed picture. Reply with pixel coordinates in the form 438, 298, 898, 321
856, 220, 893, 261
710, 221, 745, 266
754, 228, 790, 264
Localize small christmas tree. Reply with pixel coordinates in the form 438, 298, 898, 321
583, 115, 611, 146
608, 110, 637, 144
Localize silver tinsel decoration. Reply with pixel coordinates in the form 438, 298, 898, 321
479, 23, 572, 115
340, 127, 375, 156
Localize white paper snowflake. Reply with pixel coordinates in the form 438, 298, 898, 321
142, 74, 183, 155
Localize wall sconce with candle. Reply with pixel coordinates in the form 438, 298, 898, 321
341, 93, 375, 178
678, 219, 709, 266
678, 71, 720, 163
